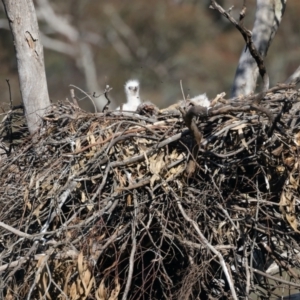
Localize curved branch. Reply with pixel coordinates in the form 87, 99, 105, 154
231, 0, 286, 97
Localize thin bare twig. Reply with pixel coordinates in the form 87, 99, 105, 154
176, 201, 238, 300
122, 193, 138, 300
69, 84, 97, 112
210, 0, 269, 92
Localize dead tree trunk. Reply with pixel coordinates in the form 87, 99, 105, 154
2, 0, 50, 135
231, 0, 286, 97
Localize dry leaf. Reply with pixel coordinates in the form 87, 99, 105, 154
75, 138, 81, 152
231, 123, 247, 130
76, 251, 95, 299
69, 282, 78, 300
81, 191, 86, 203
149, 152, 165, 175
96, 279, 107, 300
108, 277, 120, 300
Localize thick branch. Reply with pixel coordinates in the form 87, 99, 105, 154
214, 0, 287, 97
2, 0, 51, 135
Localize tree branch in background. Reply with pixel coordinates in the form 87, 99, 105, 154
210, 1, 264, 97
103, 3, 142, 60
2, 0, 51, 135
35, 0, 107, 110
103, 3, 169, 78
211, 0, 286, 98
39, 32, 77, 57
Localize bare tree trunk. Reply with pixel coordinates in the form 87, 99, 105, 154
231, 0, 286, 97
2, 0, 50, 135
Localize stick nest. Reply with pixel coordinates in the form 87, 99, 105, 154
1, 84, 300, 299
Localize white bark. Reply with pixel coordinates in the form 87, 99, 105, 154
231, 0, 286, 97
2, 0, 50, 135
285, 65, 300, 84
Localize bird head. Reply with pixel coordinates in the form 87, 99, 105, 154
125, 79, 140, 97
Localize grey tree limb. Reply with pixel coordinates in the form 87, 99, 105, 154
231, 0, 286, 97
2, 0, 51, 135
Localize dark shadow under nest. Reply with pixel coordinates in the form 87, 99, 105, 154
1, 84, 300, 299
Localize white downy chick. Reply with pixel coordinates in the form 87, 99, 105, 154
190, 93, 210, 108
117, 79, 141, 111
